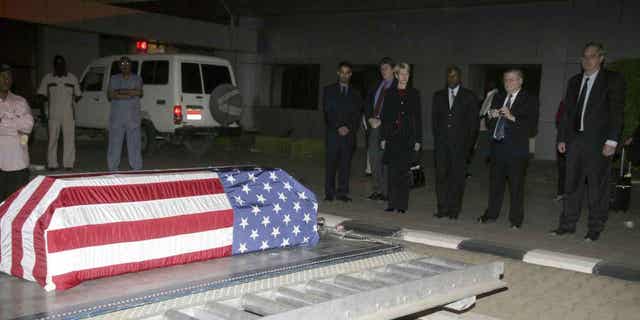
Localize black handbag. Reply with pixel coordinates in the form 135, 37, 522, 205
408, 151, 425, 189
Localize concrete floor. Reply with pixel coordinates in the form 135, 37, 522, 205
16, 136, 640, 320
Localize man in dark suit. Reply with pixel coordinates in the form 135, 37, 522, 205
478, 69, 539, 229
364, 57, 395, 202
552, 42, 626, 241
323, 61, 362, 202
432, 65, 479, 219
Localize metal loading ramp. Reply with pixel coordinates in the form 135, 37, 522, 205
159, 257, 504, 320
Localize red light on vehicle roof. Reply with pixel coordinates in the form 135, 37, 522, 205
136, 41, 148, 52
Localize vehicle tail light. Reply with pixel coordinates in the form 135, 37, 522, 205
173, 105, 183, 124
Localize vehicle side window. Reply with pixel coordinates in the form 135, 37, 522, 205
141, 60, 169, 85
202, 64, 232, 93
181, 63, 203, 94
82, 66, 105, 92
110, 61, 139, 76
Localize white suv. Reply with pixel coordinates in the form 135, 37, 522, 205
76, 54, 242, 154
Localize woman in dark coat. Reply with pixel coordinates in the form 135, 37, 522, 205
380, 62, 423, 213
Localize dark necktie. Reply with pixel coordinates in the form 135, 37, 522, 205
341, 86, 347, 96
493, 94, 513, 141
575, 77, 590, 132
372, 83, 387, 118
449, 89, 456, 109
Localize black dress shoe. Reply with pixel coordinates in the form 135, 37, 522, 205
549, 227, 575, 236
434, 211, 449, 219
336, 195, 352, 202
510, 224, 521, 230
476, 214, 496, 224
584, 231, 600, 242
397, 209, 406, 214
324, 195, 334, 201
449, 214, 458, 220
384, 207, 395, 212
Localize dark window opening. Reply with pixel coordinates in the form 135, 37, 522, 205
141, 60, 169, 85
181, 63, 203, 94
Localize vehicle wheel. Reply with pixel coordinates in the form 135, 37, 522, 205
183, 135, 215, 156
141, 122, 157, 155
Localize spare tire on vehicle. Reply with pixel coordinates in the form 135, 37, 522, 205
209, 84, 243, 127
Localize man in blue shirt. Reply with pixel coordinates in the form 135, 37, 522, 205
107, 56, 143, 171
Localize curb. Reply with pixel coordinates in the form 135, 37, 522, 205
318, 213, 640, 282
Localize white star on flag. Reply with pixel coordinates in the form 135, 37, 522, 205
256, 194, 266, 204
260, 240, 270, 250
313, 202, 318, 211
272, 203, 282, 214
242, 184, 251, 194
280, 238, 290, 247
269, 172, 278, 181
251, 205, 261, 216
226, 175, 236, 184
261, 215, 271, 227
283, 181, 293, 191
292, 225, 301, 236
250, 229, 259, 240
297, 191, 308, 200
271, 226, 281, 238
283, 214, 291, 225
313, 224, 318, 232
303, 213, 311, 224
293, 202, 301, 212
263, 182, 272, 192
303, 236, 310, 243
248, 172, 257, 183
238, 243, 248, 253
240, 217, 249, 229
278, 192, 287, 202
234, 195, 245, 206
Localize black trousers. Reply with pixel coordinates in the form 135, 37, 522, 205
388, 160, 410, 211
560, 136, 611, 232
1, 168, 30, 201
325, 135, 354, 197
434, 144, 467, 217
487, 156, 528, 226
557, 150, 567, 196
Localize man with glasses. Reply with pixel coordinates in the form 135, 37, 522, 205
107, 56, 144, 171
552, 42, 626, 241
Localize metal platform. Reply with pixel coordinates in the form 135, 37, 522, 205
1, 234, 505, 320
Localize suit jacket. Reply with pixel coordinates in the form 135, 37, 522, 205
431, 86, 479, 154
558, 69, 625, 149
364, 79, 397, 120
323, 83, 362, 141
381, 87, 423, 164
487, 90, 539, 159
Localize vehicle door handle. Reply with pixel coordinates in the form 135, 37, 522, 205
156, 99, 166, 105
195, 96, 203, 99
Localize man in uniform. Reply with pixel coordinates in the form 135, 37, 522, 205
107, 56, 143, 171
37, 55, 81, 171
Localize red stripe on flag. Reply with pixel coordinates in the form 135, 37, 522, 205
50, 245, 232, 290
31, 177, 226, 287
47, 209, 234, 253
44, 168, 217, 180
0, 189, 23, 266
11, 177, 56, 278
55, 178, 224, 206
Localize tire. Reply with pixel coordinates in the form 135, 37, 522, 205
140, 122, 157, 155
183, 135, 215, 156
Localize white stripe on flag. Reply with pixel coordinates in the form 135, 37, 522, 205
19, 172, 220, 281
47, 194, 232, 231
0, 176, 45, 273
47, 227, 233, 277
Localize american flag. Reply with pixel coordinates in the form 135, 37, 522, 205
0, 167, 319, 291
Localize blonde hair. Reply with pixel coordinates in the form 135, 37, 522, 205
394, 62, 411, 74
